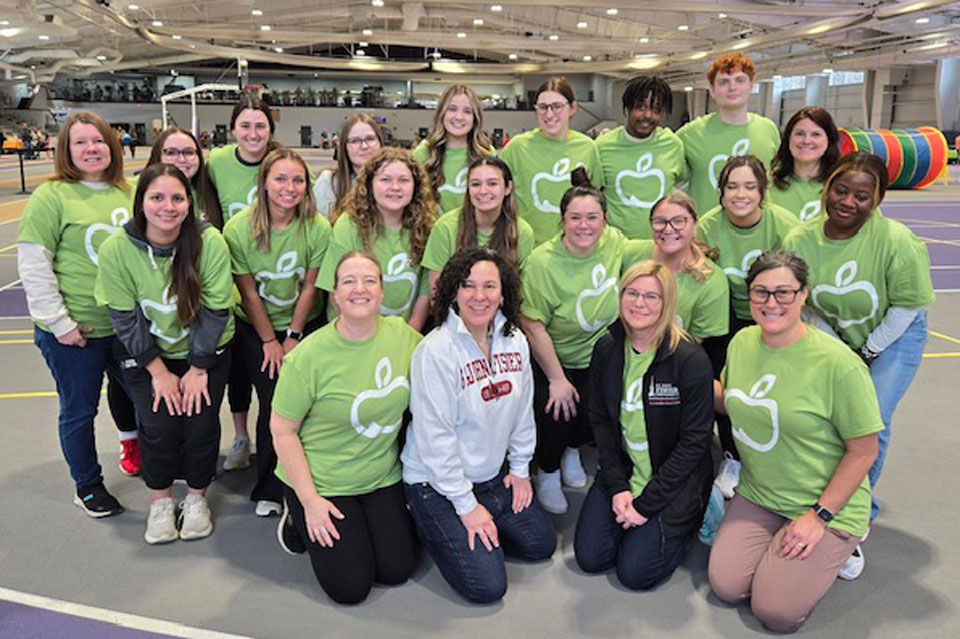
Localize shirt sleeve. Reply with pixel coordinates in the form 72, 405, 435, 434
520, 260, 553, 324
688, 268, 730, 339
271, 353, 315, 423
222, 218, 251, 276
886, 226, 935, 309
830, 357, 884, 440
17, 183, 61, 252
199, 231, 235, 311
421, 217, 453, 272
18, 241, 76, 336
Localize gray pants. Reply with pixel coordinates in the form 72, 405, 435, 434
708, 495, 859, 633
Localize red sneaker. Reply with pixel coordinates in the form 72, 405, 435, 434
119, 439, 142, 476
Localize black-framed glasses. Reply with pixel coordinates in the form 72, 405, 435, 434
748, 287, 802, 305
346, 135, 378, 148
622, 290, 663, 304
534, 101, 568, 114
161, 148, 197, 159
651, 215, 690, 232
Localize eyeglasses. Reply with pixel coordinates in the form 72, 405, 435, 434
650, 215, 691, 232
161, 148, 197, 159
534, 101, 568, 114
748, 287, 802, 305
346, 135, 379, 148
622, 290, 663, 304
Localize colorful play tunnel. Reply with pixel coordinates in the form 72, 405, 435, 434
839, 127, 948, 189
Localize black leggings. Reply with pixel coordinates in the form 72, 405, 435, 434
119, 346, 230, 490
532, 363, 592, 472
700, 314, 754, 459
106, 376, 138, 434
227, 340, 252, 414
283, 482, 416, 604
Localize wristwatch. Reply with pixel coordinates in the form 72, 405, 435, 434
286, 328, 303, 341
812, 503, 834, 524
858, 344, 879, 365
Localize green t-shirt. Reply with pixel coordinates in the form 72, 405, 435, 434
521, 226, 625, 369
596, 126, 688, 239
222, 208, 332, 330
412, 141, 470, 214
207, 144, 261, 222
18, 180, 134, 337
676, 113, 781, 215
770, 177, 824, 223
317, 215, 428, 321
94, 226, 235, 359
500, 128, 604, 245
272, 316, 422, 497
421, 207, 536, 273
722, 326, 883, 537
622, 239, 730, 339
697, 204, 799, 321
783, 212, 935, 349
620, 344, 656, 496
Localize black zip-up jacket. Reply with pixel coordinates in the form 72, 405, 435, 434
589, 322, 715, 539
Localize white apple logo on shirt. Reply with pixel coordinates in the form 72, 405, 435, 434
726, 373, 779, 453
811, 260, 879, 328
255, 250, 305, 307
620, 376, 649, 451
799, 200, 821, 222
379, 252, 418, 316
723, 248, 763, 285
350, 356, 409, 439
85, 206, 131, 265
532, 158, 582, 214
228, 185, 258, 219
615, 153, 666, 210
437, 167, 468, 195
139, 284, 189, 345
575, 263, 618, 333
708, 138, 751, 189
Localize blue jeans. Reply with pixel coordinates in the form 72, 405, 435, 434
867, 311, 927, 520
574, 482, 689, 590
35, 328, 129, 490
404, 473, 557, 604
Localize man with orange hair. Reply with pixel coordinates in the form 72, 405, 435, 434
677, 53, 780, 215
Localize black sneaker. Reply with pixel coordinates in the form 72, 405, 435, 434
74, 483, 124, 518
277, 499, 306, 555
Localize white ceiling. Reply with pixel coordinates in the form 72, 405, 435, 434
1, 0, 959, 86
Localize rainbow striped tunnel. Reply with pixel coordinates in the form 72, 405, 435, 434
839, 127, 949, 189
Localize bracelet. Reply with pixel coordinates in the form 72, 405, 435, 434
262, 336, 278, 344
858, 344, 879, 365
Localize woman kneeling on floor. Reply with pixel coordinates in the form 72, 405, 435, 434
708, 250, 881, 632
574, 260, 714, 589
271, 252, 420, 604
402, 247, 557, 603
95, 163, 235, 543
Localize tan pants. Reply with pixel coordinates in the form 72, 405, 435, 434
708, 495, 859, 633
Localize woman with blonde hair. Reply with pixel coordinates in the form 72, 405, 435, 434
413, 84, 495, 214
574, 260, 714, 590
18, 111, 139, 517
313, 113, 384, 217
318, 148, 435, 331
222, 148, 331, 516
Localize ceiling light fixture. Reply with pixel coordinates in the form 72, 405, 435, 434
356, 49, 366, 56
490, 5, 503, 11
359, 41, 368, 47
606, 8, 618, 15
38, 34, 50, 40
684, 86, 694, 92
127, 4, 140, 10
96, 54, 107, 60
508, 53, 518, 60
639, 37, 649, 43
371, 0, 384, 6
915, 17, 930, 24
577, 21, 588, 29
251, 9, 263, 16
151, 20, 162, 27
275, 47, 284, 53
473, 18, 484, 25
171, 34, 182, 39
678, 25, 689, 31
362, 28, 373, 35
582, 55, 592, 61
548, 34, 559, 41
457, 31, 467, 38
260, 24, 272, 31
719, 12, 727, 18
822, 68, 834, 73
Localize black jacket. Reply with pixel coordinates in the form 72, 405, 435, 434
589, 322, 715, 539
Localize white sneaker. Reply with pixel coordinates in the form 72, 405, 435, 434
144, 497, 178, 545
535, 470, 568, 514
838, 544, 865, 580
714, 452, 742, 499
179, 495, 213, 540
222, 437, 251, 471
560, 447, 587, 488
255, 500, 282, 517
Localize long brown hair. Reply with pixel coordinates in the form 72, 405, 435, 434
771, 107, 840, 189
422, 85, 494, 197
650, 190, 716, 283
229, 96, 281, 157
147, 127, 223, 229
132, 163, 203, 324
54, 112, 128, 191
457, 156, 520, 268
329, 113, 385, 215
248, 148, 316, 252
337, 148, 435, 266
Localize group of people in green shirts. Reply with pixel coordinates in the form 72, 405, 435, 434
16, 49, 934, 633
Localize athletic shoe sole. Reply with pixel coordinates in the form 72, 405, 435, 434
277, 501, 306, 556
73, 494, 122, 518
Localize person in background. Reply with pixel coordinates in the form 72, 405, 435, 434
146, 127, 223, 227
677, 52, 780, 215
95, 163, 234, 544
17, 111, 139, 517
770, 107, 840, 222
313, 114, 384, 218
413, 84, 496, 214
596, 75, 687, 239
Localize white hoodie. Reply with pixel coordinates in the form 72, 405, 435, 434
402, 307, 535, 515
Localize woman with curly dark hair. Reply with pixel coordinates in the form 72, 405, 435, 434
769, 107, 840, 222
317, 148, 436, 331
402, 247, 556, 603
